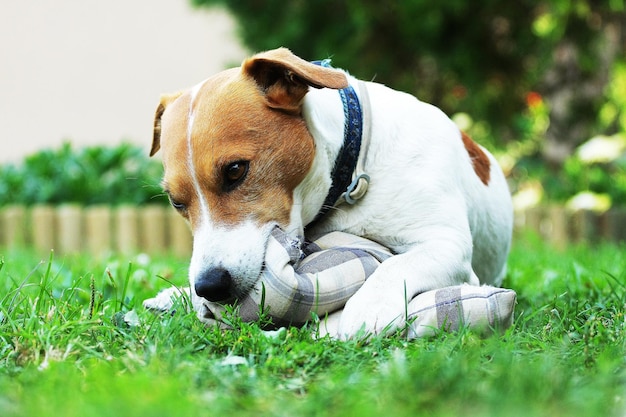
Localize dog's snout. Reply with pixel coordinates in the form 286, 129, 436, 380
194, 267, 232, 302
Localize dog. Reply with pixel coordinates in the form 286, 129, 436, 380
149, 47, 513, 339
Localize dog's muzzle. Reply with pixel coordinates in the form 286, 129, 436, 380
194, 267, 233, 302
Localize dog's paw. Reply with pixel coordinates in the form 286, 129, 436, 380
337, 294, 405, 340
143, 286, 190, 313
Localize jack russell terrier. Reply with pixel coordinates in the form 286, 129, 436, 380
149, 47, 513, 339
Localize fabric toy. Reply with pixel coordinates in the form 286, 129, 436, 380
144, 227, 516, 338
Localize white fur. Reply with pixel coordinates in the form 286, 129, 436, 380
186, 78, 211, 227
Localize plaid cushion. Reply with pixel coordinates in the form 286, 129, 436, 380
236, 228, 394, 324
406, 284, 516, 338
144, 227, 516, 337
236, 227, 516, 336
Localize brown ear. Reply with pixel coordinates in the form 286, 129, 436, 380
242, 47, 348, 113
150, 92, 183, 156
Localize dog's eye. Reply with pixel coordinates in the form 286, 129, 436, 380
167, 193, 187, 213
170, 199, 186, 211
223, 161, 249, 191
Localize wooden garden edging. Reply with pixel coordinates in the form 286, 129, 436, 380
0, 205, 192, 256
0, 204, 625, 255
514, 205, 626, 248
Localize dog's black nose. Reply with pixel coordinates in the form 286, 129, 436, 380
194, 267, 232, 302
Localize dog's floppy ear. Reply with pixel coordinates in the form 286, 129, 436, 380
150, 92, 183, 156
242, 47, 348, 113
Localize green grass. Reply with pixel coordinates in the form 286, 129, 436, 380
1, 233, 625, 417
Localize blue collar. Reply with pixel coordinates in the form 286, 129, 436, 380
308, 59, 364, 227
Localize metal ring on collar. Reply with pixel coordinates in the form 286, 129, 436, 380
344, 173, 370, 205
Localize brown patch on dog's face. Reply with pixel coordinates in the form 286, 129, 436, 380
158, 70, 316, 232
461, 131, 491, 185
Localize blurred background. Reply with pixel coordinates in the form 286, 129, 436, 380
1, 0, 625, 251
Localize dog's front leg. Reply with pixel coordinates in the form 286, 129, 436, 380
337, 234, 479, 339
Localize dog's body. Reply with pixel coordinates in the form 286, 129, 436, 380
150, 48, 513, 338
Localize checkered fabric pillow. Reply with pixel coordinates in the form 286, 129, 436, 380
233, 227, 516, 336
406, 284, 516, 338
235, 228, 394, 325
144, 227, 516, 337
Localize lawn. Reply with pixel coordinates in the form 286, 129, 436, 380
1, 232, 625, 417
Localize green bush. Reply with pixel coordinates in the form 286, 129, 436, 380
511, 133, 626, 207
0, 142, 167, 206
559, 157, 626, 205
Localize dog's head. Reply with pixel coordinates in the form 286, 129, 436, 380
150, 48, 347, 307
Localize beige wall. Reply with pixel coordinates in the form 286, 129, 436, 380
0, 0, 246, 163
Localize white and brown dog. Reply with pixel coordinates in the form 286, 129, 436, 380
149, 47, 513, 339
